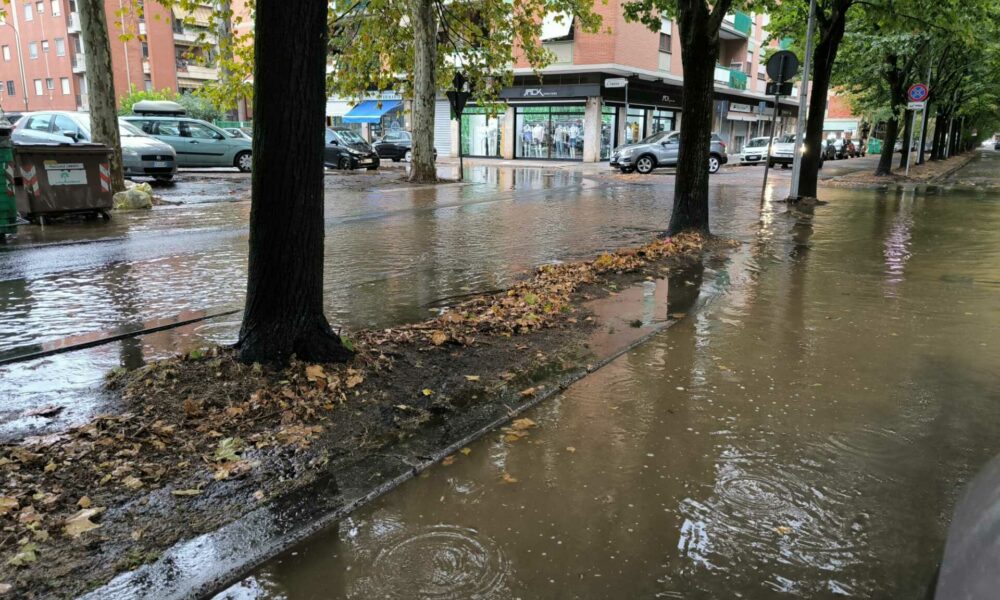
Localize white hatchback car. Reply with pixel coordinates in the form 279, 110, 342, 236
739, 136, 773, 165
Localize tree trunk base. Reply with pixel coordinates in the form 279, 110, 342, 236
236, 319, 354, 366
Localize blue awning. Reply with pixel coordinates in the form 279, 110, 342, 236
342, 99, 402, 123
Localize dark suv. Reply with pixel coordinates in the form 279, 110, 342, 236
324, 128, 379, 170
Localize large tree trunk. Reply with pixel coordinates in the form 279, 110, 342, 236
78, 0, 124, 193
236, 0, 352, 366
668, 0, 726, 235
897, 109, 912, 170
931, 112, 945, 160
796, 2, 847, 200
408, 0, 437, 183
875, 111, 900, 176
916, 106, 929, 165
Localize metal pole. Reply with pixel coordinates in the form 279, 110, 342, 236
6, 8, 30, 111
457, 113, 463, 181
789, 0, 817, 199
760, 93, 780, 202
624, 81, 629, 141
904, 109, 915, 176
916, 63, 931, 165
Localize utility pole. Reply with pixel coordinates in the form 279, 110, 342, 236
5, 6, 31, 111
789, 0, 817, 200
916, 62, 931, 165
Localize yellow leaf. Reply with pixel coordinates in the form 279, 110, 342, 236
64, 508, 104, 538
520, 387, 537, 397
775, 526, 793, 536
345, 371, 364, 389
122, 476, 144, 491
503, 433, 522, 443
566, 446, 576, 453
422, 388, 433, 396
441, 455, 456, 466
171, 489, 202, 497
7, 542, 37, 566
430, 330, 448, 346
464, 375, 481, 381
501, 472, 518, 484
305, 364, 326, 382
460, 447, 472, 455
253, 490, 265, 502
77, 496, 92, 509
0, 496, 18, 516
511, 418, 537, 430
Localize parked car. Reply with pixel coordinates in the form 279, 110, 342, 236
123, 115, 253, 172
12, 111, 178, 181
372, 130, 437, 162
223, 127, 252, 141
768, 134, 824, 169
611, 131, 728, 174
324, 127, 380, 170
2, 112, 24, 124
995, 141, 1000, 151
739, 137, 773, 166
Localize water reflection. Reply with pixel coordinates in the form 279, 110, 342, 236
222, 182, 1000, 599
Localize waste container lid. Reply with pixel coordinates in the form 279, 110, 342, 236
14, 143, 112, 157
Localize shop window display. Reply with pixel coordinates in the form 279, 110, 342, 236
514, 105, 585, 160
461, 107, 504, 157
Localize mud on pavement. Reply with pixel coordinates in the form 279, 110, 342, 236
0, 233, 729, 599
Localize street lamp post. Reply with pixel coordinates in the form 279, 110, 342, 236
3, 9, 31, 111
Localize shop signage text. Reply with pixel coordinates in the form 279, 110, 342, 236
730, 103, 752, 112
500, 84, 602, 100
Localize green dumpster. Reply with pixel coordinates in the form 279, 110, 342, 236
868, 138, 882, 155
0, 117, 15, 242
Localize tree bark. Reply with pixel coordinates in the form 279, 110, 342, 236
78, 0, 124, 193
930, 112, 945, 160
875, 111, 900, 176
668, 0, 727, 235
897, 109, 912, 170
917, 105, 929, 165
236, 0, 352, 366
408, 0, 438, 183
796, 2, 848, 199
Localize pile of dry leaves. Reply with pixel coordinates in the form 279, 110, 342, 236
0, 232, 704, 585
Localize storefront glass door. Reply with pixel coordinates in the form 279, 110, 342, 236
461, 107, 504, 157
600, 105, 616, 160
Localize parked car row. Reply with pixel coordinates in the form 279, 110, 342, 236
610, 131, 729, 174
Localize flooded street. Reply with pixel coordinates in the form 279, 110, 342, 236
221, 153, 1000, 598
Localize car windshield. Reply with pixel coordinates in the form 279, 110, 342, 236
334, 129, 366, 145
639, 132, 669, 145
777, 134, 796, 143
746, 137, 771, 148
118, 120, 144, 137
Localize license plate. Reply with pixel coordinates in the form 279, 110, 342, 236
746, 155, 760, 161
153, 161, 169, 167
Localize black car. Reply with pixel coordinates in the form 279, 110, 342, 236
324, 127, 379, 170
372, 130, 437, 162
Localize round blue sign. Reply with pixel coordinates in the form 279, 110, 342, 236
908, 83, 929, 102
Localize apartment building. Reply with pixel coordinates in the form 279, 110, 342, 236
455, 3, 798, 161
0, 0, 221, 114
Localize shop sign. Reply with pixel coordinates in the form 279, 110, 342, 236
500, 84, 601, 100
730, 103, 752, 112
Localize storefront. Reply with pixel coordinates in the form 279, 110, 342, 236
500, 83, 599, 161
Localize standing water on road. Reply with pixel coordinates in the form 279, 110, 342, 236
222, 183, 1000, 598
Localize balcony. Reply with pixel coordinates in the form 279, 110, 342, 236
714, 65, 748, 91
176, 61, 219, 87
67, 12, 81, 33
721, 11, 752, 39
173, 29, 216, 46
72, 53, 86, 74
142, 59, 150, 74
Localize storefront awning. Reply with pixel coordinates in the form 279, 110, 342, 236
342, 100, 402, 123
727, 112, 758, 122
540, 12, 574, 41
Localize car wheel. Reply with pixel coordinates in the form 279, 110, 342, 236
635, 155, 655, 174
620, 167, 634, 174
392, 158, 400, 163
404, 150, 412, 162
708, 155, 721, 174
768, 159, 775, 168
234, 151, 252, 173
338, 157, 350, 170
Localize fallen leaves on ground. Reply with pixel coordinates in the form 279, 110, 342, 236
63, 508, 104, 538
501, 472, 518, 484
441, 455, 456, 466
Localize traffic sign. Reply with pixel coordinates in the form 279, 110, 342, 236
907, 101, 926, 110
907, 83, 929, 102
766, 81, 793, 96
766, 50, 799, 83
604, 78, 628, 88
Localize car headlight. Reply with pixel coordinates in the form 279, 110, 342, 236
347, 147, 363, 155
620, 148, 634, 157
122, 147, 138, 157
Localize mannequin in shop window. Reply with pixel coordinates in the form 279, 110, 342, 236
532, 121, 545, 157
569, 121, 580, 158
554, 124, 567, 157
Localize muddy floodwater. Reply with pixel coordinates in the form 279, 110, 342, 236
220, 178, 1000, 595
